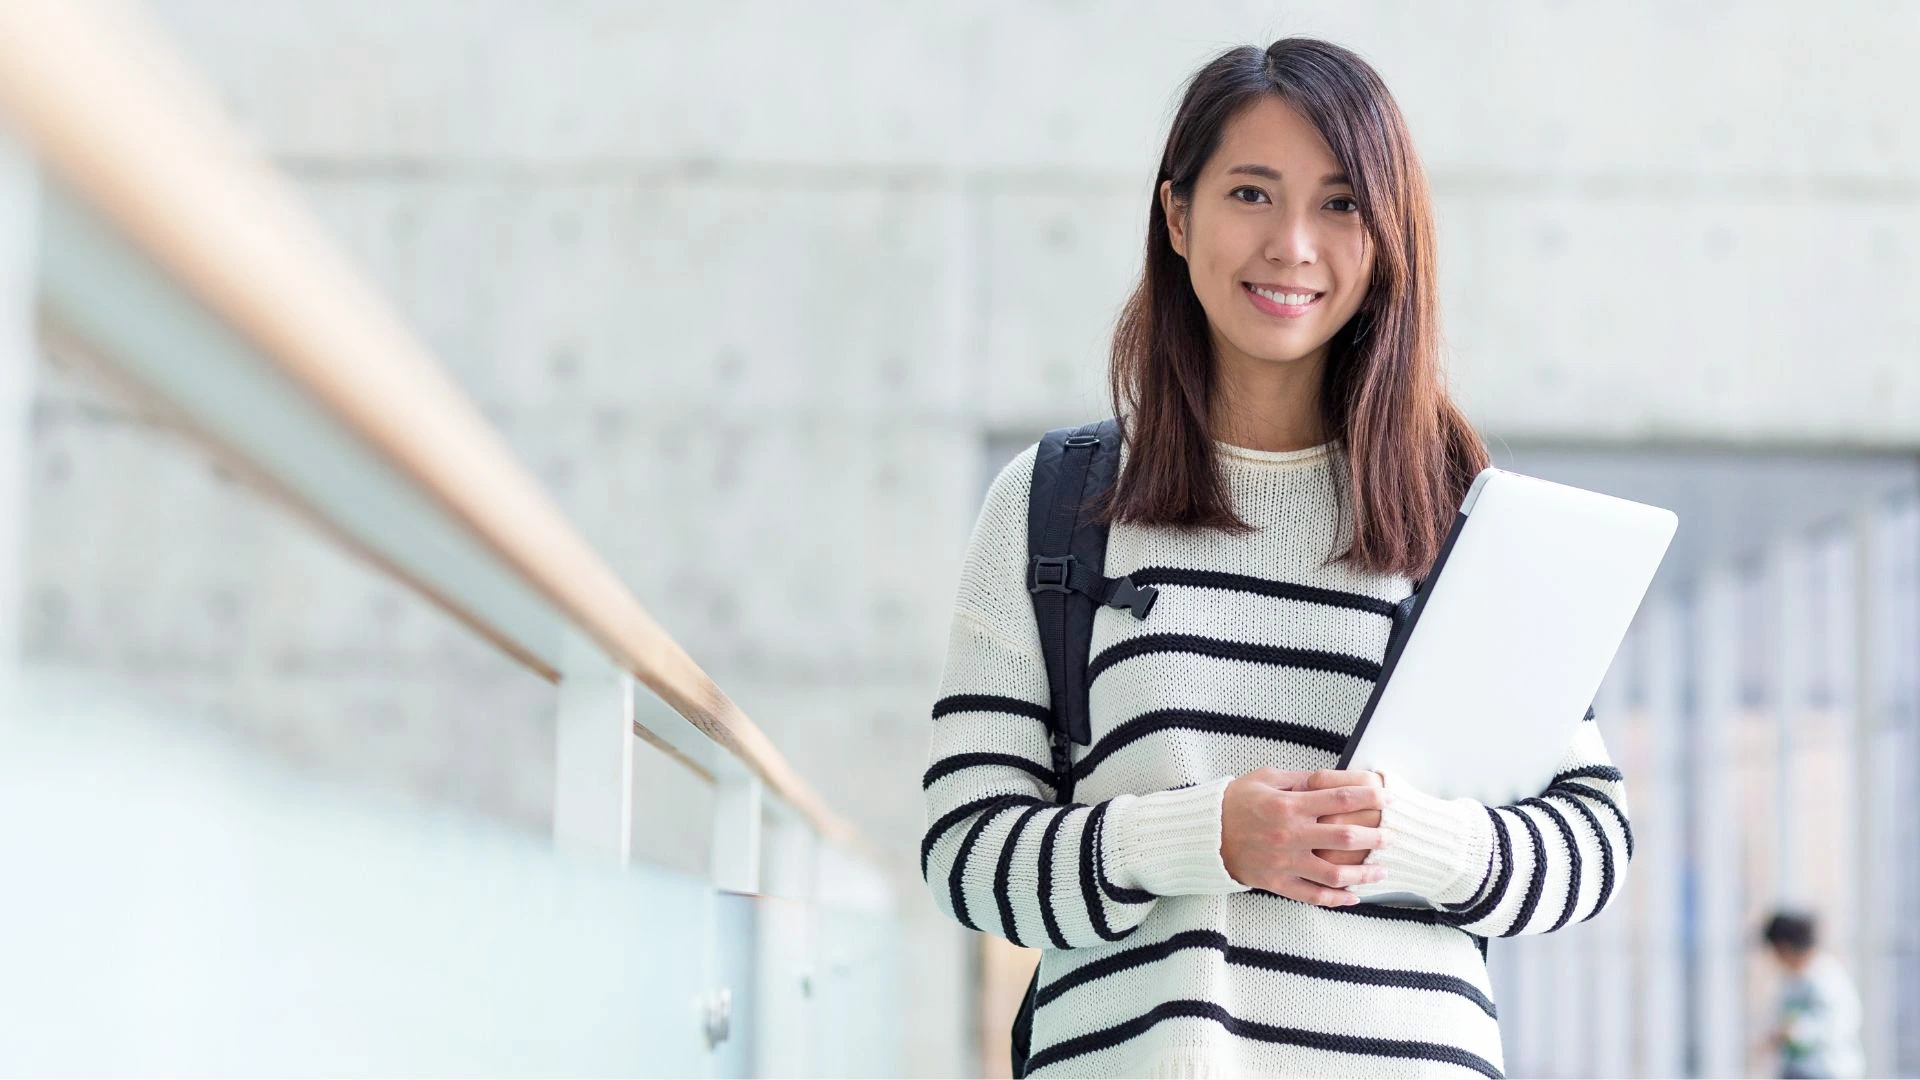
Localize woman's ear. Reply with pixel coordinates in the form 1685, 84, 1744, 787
1159, 179, 1187, 260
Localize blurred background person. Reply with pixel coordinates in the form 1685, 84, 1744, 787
1762, 910, 1865, 1079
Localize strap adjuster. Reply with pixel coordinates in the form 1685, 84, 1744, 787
1063, 434, 1101, 448
1030, 555, 1157, 620
1029, 554, 1074, 594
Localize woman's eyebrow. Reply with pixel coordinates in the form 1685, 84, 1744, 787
1225, 164, 1350, 186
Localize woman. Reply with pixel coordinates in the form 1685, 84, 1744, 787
920, 37, 1633, 1079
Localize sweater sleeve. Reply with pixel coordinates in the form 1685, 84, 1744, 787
1348, 705, 1634, 937
920, 445, 1251, 950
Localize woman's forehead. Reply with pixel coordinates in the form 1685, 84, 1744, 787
1208, 97, 1341, 180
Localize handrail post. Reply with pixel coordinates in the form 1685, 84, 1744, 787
551, 629, 635, 862
0, 131, 35, 693
710, 771, 763, 894
756, 813, 818, 1076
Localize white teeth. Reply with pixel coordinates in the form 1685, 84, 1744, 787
1249, 285, 1319, 306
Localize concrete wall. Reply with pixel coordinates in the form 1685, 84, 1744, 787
19, 3, 1920, 1075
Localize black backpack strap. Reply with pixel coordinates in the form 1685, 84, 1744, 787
1026, 418, 1157, 766
1010, 964, 1037, 1078
1387, 580, 1421, 645
1011, 418, 1158, 1078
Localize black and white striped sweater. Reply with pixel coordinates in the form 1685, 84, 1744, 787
920, 435, 1634, 1078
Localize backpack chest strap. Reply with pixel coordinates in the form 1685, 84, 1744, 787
1027, 554, 1158, 620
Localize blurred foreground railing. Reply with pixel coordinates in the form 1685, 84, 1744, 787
0, 1, 895, 1075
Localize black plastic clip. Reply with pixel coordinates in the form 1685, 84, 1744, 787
1105, 576, 1157, 619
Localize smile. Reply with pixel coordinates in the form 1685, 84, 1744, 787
1243, 282, 1324, 317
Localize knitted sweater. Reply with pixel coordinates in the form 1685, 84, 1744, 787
920, 435, 1634, 1079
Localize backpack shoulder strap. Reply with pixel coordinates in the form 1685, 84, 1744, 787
1025, 418, 1157, 799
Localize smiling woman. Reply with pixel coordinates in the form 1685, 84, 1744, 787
1104, 40, 1485, 579
920, 36, 1632, 1080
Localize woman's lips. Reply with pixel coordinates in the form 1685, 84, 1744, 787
1243, 282, 1323, 318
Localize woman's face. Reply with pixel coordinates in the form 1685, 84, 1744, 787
1161, 95, 1375, 374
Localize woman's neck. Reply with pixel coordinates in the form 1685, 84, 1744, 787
1209, 342, 1329, 452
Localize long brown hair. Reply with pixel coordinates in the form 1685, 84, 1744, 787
1095, 37, 1487, 580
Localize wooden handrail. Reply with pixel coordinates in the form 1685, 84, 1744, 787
0, 0, 860, 850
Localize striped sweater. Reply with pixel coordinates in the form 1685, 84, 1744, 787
920, 435, 1634, 1078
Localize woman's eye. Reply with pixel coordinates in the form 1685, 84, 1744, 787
1229, 187, 1358, 212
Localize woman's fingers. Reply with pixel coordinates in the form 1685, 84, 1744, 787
1305, 821, 1387, 851
1275, 876, 1362, 907
1251, 767, 1317, 791
1295, 856, 1388, 890
1226, 769, 1396, 900
1292, 783, 1389, 818
1303, 768, 1383, 791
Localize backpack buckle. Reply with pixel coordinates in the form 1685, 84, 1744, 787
1063, 434, 1101, 448
1105, 576, 1158, 620
1028, 554, 1074, 594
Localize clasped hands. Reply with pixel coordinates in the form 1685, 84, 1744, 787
1219, 767, 1390, 907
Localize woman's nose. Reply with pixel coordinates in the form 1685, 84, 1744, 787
1263, 208, 1318, 266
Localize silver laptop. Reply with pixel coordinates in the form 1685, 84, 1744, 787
1337, 466, 1677, 904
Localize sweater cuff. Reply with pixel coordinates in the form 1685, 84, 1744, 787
1352, 769, 1493, 907
1103, 776, 1251, 896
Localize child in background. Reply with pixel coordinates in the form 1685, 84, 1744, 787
1762, 910, 1864, 1079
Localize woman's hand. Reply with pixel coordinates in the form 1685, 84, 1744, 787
1303, 769, 1385, 866
1220, 767, 1390, 906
